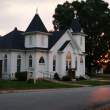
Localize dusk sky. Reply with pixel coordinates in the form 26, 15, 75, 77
0, 0, 110, 35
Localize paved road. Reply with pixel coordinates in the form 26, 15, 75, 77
0, 87, 110, 110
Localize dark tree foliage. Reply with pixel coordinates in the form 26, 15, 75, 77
53, 0, 110, 73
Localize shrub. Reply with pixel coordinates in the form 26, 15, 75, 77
54, 73, 60, 80
27, 79, 34, 83
86, 72, 97, 77
62, 75, 72, 81
76, 76, 87, 81
67, 69, 75, 79
15, 71, 27, 81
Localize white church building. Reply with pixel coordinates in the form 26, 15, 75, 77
0, 11, 86, 80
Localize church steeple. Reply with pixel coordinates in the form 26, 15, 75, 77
36, 8, 38, 15
70, 10, 81, 33
26, 11, 48, 33
74, 10, 77, 19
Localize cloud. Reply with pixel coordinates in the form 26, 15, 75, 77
0, 0, 109, 35
0, 0, 73, 35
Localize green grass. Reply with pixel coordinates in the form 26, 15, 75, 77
96, 74, 110, 80
1, 77, 110, 90
0, 80, 80, 90
72, 74, 110, 86
76, 79, 110, 86
88, 74, 110, 80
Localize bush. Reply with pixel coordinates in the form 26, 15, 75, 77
76, 76, 87, 81
15, 71, 27, 81
54, 73, 60, 80
86, 72, 97, 77
62, 75, 72, 81
67, 69, 75, 79
27, 79, 34, 83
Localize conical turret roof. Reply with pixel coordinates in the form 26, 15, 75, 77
26, 14, 48, 33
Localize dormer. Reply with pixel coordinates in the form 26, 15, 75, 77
25, 12, 50, 49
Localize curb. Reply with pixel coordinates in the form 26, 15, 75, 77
0, 88, 77, 94
0, 88, 63, 94
0, 86, 89, 94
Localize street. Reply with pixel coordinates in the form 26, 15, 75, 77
0, 87, 110, 110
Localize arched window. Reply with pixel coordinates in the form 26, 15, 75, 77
17, 55, 21, 72
53, 55, 56, 71
75, 56, 77, 70
39, 56, 45, 64
80, 56, 83, 63
29, 55, 32, 67
66, 52, 72, 71
4, 55, 7, 72
80, 36, 83, 45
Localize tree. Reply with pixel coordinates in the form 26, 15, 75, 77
53, 0, 110, 74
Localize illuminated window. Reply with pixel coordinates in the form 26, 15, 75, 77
66, 51, 72, 71
29, 55, 32, 67
17, 55, 21, 72
4, 55, 7, 72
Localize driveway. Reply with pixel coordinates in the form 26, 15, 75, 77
0, 87, 110, 110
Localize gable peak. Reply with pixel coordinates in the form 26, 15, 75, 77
14, 27, 18, 31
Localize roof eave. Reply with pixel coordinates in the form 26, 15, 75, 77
24, 31, 51, 36
72, 32, 87, 36
0, 49, 26, 52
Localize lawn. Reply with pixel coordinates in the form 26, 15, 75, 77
76, 79, 110, 86
0, 80, 81, 90
0, 76, 110, 90
76, 74, 110, 86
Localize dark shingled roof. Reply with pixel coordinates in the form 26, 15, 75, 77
48, 30, 66, 49
0, 28, 25, 50
0, 29, 66, 50
26, 14, 48, 33
0, 14, 82, 50
71, 18, 81, 33
58, 40, 70, 51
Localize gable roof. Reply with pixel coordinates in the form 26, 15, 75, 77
48, 30, 66, 49
0, 28, 25, 50
58, 40, 70, 51
26, 14, 48, 33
